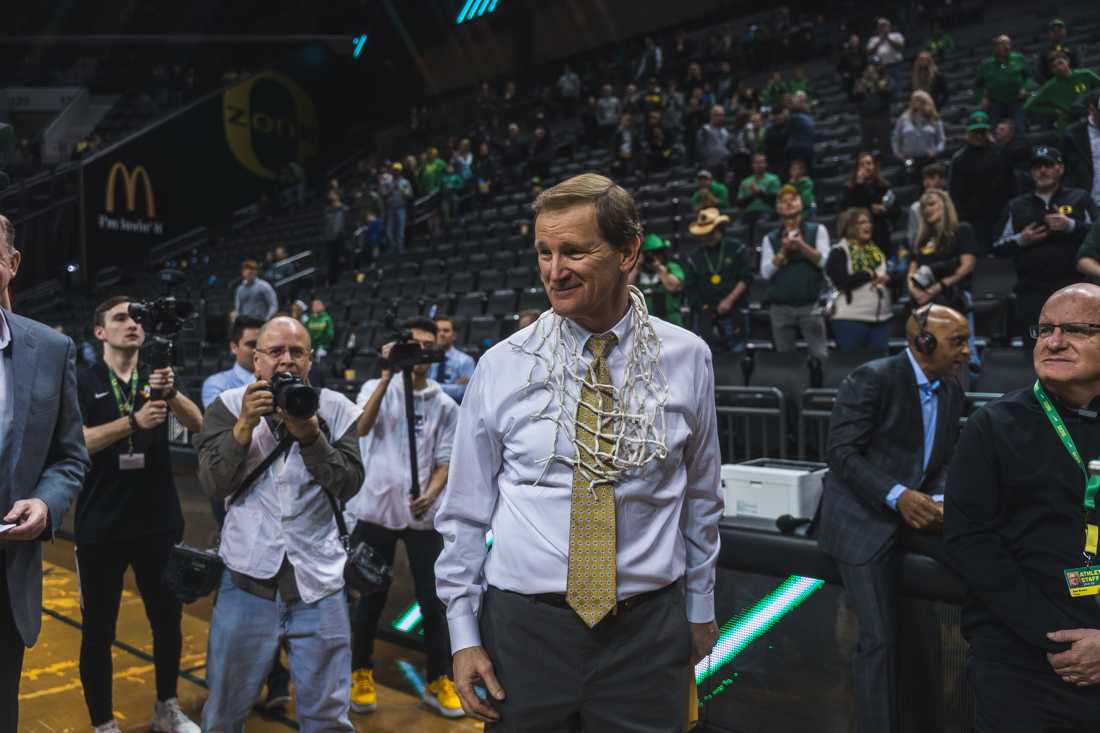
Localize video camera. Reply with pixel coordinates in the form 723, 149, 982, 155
128, 296, 196, 339
261, 372, 319, 420
377, 312, 445, 372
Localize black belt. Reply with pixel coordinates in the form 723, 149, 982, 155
505, 580, 679, 614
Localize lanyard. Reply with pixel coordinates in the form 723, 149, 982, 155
701, 239, 726, 275
1033, 381, 1100, 559
108, 369, 140, 416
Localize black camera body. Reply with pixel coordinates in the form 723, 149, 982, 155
262, 372, 320, 419
383, 339, 446, 371
128, 296, 196, 339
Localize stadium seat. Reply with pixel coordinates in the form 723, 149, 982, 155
821, 350, 886, 388
477, 268, 507, 292
486, 289, 519, 315
972, 347, 1035, 395
455, 291, 486, 317
517, 287, 550, 312
466, 315, 502, 349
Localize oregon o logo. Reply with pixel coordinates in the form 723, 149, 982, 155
223, 71, 319, 180
105, 163, 156, 217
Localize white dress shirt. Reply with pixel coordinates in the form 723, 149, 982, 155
215, 386, 360, 603
348, 378, 458, 531
434, 307, 724, 653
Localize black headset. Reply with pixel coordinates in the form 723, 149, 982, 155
913, 305, 937, 355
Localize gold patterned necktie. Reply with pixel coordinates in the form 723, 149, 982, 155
566, 332, 619, 627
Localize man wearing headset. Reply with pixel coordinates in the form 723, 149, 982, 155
817, 304, 970, 733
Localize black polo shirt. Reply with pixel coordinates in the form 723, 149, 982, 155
946, 386, 1100, 670
74, 361, 183, 545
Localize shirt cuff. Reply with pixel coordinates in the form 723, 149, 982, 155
931, 493, 944, 503
686, 590, 715, 624
1066, 218, 1077, 233
447, 612, 482, 653
885, 484, 907, 511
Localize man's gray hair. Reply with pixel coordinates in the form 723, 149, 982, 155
531, 173, 642, 251
0, 214, 13, 254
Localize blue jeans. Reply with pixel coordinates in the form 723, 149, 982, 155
384, 207, 406, 253
202, 571, 353, 733
831, 319, 892, 352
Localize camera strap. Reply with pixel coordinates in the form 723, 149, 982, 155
225, 433, 296, 508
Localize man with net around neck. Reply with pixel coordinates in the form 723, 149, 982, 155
434, 173, 723, 731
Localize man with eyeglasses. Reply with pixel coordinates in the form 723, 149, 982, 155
195, 316, 364, 732
946, 284, 1100, 730
994, 146, 1097, 343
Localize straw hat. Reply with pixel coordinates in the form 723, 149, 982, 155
689, 207, 731, 237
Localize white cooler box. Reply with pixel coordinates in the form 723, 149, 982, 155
721, 458, 828, 520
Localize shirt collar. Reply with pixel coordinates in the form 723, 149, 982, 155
231, 362, 255, 384
905, 348, 940, 395
0, 309, 11, 351
563, 305, 634, 359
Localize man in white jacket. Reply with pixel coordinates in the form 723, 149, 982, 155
347, 316, 462, 718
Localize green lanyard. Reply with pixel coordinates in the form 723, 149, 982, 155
108, 369, 140, 416
700, 238, 726, 276
1033, 381, 1100, 557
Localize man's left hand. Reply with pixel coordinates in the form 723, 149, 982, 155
1044, 213, 1073, 232
3, 498, 50, 541
691, 620, 719, 665
149, 367, 176, 395
410, 486, 442, 517
1047, 629, 1100, 686
279, 409, 322, 447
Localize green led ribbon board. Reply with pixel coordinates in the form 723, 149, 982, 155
456, 0, 500, 24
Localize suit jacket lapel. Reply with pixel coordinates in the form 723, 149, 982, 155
925, 379, 957, 477
894, 352, 926, 480
8, 313, 39, 485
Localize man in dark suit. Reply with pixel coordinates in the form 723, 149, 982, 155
0, 213, 90, 730
1061, 90, 1099, 206
818, 304, 970, 733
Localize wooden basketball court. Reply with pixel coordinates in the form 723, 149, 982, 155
19, 541, 482, 733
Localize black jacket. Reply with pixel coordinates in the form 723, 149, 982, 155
1062, 119, 1097, 195
993, 185, 1098, 292
945, 387, 1100, 669
818, 352, 965, 564
949, 142, 1015, 223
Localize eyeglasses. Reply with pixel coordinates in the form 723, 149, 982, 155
1028, 323, 1100, 340
255, 346, 311, 360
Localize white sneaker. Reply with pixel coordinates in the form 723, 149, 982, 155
151, 698, 201, 733
93, 721, 122, 733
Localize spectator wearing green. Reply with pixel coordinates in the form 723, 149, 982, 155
691, 169, 729, 211
736, 151, 781, 245
628, 234, 685, 326
926, 21, 955, 59
419, 147, 447, 194
785, 158, 816, 214
976, 35, 1032, 129
761, 71, 789, 109
683, 208, 753, 352
305, 298, 336, 354
1025, 52, 1100, 131
440, 163, 464, 226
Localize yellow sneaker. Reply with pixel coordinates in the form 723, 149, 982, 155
424, 675, 465, 718
350, 668, 377, 714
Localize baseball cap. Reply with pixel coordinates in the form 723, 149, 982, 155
642, 233, 671, 251
1031, 145, 1063, 165
697, 169, 713, 180
1049, 18, 1066, 29
966, 111, 991, 131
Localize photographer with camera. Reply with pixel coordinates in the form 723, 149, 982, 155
75, 296, 203, 733
194, 316, 364, 733
346, 317, 462, 717
628, 234, 685, 327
